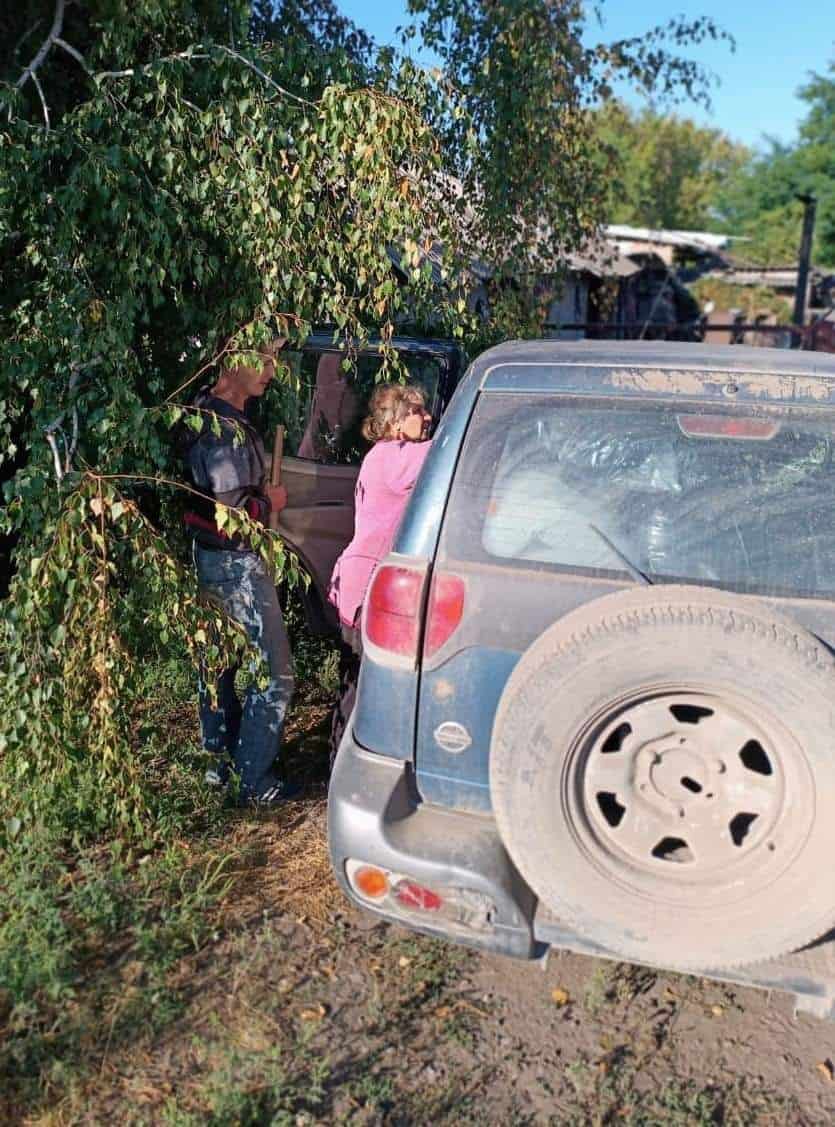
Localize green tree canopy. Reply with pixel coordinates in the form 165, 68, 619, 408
595, 101, 750, 231
0, 0, 729, 839
713, 59, 835, 267
404, 1, 730, 273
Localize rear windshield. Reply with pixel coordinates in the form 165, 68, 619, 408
441, 394, 835, 599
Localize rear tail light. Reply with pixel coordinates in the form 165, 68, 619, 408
353, 865, 390, 900
424, 572, 465, 657
364, 564, 425, 658
677, 414, 780, 440
345, 859, 494, 932
363, 564, 465, 662
394, 880, 443, 912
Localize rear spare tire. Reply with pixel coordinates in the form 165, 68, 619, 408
490, 585, 835, 969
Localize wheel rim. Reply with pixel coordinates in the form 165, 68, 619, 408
574, 691, 810, 896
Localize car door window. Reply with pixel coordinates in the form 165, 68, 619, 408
282, 350, 444, 465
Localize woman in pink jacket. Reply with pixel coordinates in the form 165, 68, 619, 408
328, 382, 432, 758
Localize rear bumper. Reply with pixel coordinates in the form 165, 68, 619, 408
327, 731, 835, 1020
327, 729, 538, 959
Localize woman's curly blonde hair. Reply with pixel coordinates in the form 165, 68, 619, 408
361, 382, 426, 443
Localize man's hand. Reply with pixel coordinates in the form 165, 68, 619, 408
267, 483, 288, 513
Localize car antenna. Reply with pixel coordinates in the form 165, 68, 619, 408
589, 525, 652, 586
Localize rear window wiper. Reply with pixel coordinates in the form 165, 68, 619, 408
589, 524, 652, 586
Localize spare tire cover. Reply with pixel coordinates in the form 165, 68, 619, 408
489, 584, 835, 969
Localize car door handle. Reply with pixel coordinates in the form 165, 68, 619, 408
313, 500, 350, 507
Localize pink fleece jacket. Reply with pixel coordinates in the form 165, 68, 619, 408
329, 439, 432, 628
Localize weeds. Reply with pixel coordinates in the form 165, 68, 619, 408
582, 961, 659, 1018
282, 586, 340, 701
0, 642, 824, 1126
161, 1045, 331, 1127
561, 1061, 794, 1126
0, 644, 234, 1117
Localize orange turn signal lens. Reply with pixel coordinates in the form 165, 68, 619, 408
353, 865, 390, 900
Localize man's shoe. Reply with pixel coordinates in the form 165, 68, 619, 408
248, 779, 302, 807
204, 761, 231, 788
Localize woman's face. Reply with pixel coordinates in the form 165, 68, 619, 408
399, 400, 431, 442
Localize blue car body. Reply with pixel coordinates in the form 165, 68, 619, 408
328, 339, 835, 1019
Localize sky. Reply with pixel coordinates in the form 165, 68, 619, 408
338, 0, 834, 151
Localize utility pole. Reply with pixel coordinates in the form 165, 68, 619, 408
792, 193, 817, 347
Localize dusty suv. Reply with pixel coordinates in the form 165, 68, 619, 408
328, 339, 835, 1018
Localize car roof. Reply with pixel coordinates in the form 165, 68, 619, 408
472, 339, 835, 385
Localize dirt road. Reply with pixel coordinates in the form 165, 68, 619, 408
62, 801, 835, 1125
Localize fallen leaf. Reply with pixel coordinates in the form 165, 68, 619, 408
120, 960, 145, 985
710, 1005, 724, 1017
551, 987, 570, 1007
816, 1060, 834, 1082
435, 1005, 452, 1020
299, 1004, 326, 1021
398, 956, 412, 968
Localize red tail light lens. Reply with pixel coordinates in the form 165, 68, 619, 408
394, 880, 443, 912
424, 572, 465, 657
677, 414, 780, 440
364, 565, 425, 657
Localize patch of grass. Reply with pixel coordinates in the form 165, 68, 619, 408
561, 1059, 795, 1126
161, 1044, 331, 1127
582, 961, 658, 1018
0, 836, 232, 1111
568, 965, 789, 1126
0, 642, 239, 1119
362, 930, 472, 1034
281, 586, 340, 702
348, 1069, 397, 1114
0, 830, 77, 1008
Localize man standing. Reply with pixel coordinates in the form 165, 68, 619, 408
183, 338, 295, 805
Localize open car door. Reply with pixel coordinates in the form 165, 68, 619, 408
266, 333, 465, 631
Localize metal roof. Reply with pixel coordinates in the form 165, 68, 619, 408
604, 225, 736, 253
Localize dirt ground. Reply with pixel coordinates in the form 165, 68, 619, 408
35, 795, 835, 1126
9, 693, 835, 1125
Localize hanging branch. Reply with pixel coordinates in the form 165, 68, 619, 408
14, 0, 91, 127
54, 37, 92, 78
15, 0, 65, 91
44, 360, 101, 482
213, 45, 316, 107
30, 71, 50, 129
12, 18, 44, 62
96, 44, 316, 108
46, 432, 64, 483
